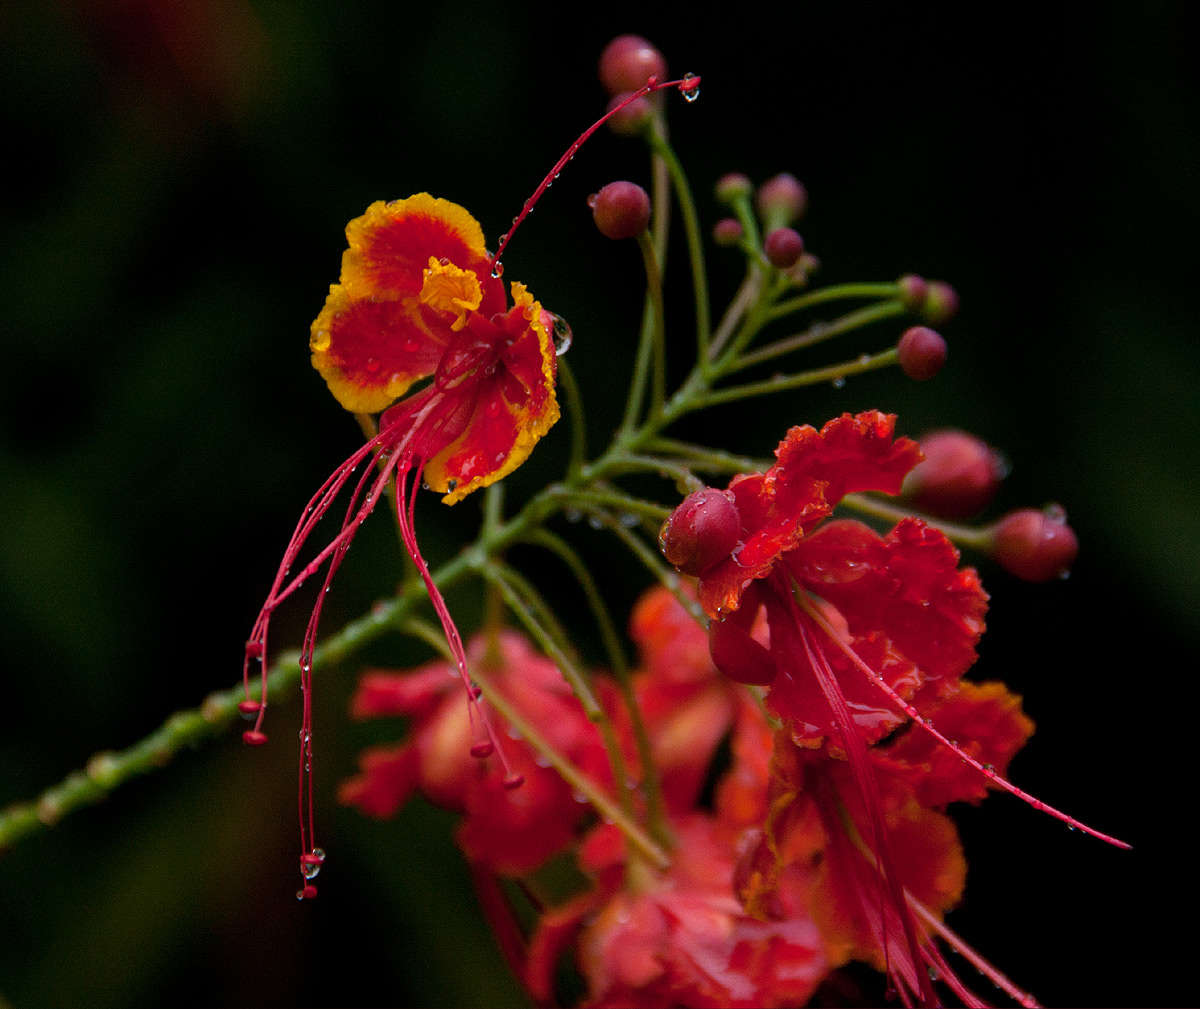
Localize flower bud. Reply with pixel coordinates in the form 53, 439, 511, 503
902, 429, 1005, 518
713, 217, 744, 246
605, 91, 653, 135
659, 488, 740, 576
589, 181, 651, 240
897, 273, 928, 312
755, 173, 807, 227
897, 326, 947, 381
922, 280, 959, 324
763, 227, 804, 268
715, 173, 753, 204
598, 35, 667, 95
989, 507, 1078, 582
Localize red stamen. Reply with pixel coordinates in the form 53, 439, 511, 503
794, 588, 1131, 850
488, 75, 700, 274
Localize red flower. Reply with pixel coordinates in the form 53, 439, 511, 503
339, 630, 609, 875
242, 195, 560, 887
526, 816, 828, 1009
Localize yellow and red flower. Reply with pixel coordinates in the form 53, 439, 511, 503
242, 195, 560, 892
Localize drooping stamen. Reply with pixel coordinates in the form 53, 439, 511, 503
793, 588, 1131, 850
488, 74, 701, 275
393, 457, 517, 784
778, 580, 938, 1007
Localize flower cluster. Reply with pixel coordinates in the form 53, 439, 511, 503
231, 31, 1124, 1005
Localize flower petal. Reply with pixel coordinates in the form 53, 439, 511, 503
422, 283, 559, 503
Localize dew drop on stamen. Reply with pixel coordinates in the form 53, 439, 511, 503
680, 72, 700, 102
831, 376, 847, 389
491, 262, 504, 279
587, 515, 603, 530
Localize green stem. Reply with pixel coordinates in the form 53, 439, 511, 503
479, 561, 636, 822
645, 438, 767, 475
767, 281, 901, 321
839, 493, 993, 550
523, 529, 670, 846
648, 129, 711, 369
701, 347, 900, 408
636, 229, 668, 419
552, 487, 672, 523
556, 356, 587, 481
733, 301, 905, 372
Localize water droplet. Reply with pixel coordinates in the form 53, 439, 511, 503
587, 515, 603, 530
1044, 502, 1067, 522
586, 192, 599, 209
446, 478, 458, 492
830, 376, 847, 389
571, 789, 589, 804
565, 508, 582, 523
619, 512, 640, 528
679, 72, 700, 102
491, 261, 504, 279
1058, 568, 1072, 581
550, 313, 573, 356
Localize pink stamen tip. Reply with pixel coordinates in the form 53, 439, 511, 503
242, 730, 268, 746
300, 852, 325, 867
237, 700, 263, 715
470, 741, 495, 759
502, 773, 525, 791
244, 640, 264, 659
296, 885, 318, 901
470, 685, 483, 700
679, 74, 700, 92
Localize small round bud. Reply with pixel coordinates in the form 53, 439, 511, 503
659, 488, 740, 575
902, 429, 1006, 518
897, 326, 947, 381
764, 227, 804, 268
589, 181, 651, 240
599, 35, 667, 95
922, 280, 959, 324
713, 217, 744, 246
715, 173, 753, 204
755, 173, 807, 227
989, 507, 1078, 582
897, 274, 928, 312
606, 91, 653, 135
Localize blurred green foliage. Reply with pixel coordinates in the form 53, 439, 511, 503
1, 2, 1193, 1005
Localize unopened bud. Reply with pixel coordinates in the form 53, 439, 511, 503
902, 429, 1005, 518
897, 274, 928, 312
897, 326, 947, 381
989, 507, 1078, 582
659, 488, 740, 575
589, 181, 651, 240
713, 217, 744, 246
598, 35, 667, 96
756, 173, 807, 228
715, 173, 753, 204
764, 227, 804, 268
922, 280, 959, 324
606, 91, 653, 135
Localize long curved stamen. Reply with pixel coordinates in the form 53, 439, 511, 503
780, 583, 938, 1006
489, 74, 700, 274
793, 588, 1131, 850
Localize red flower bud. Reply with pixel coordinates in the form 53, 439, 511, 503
902, 429, 1006, 518
755, 173, 807, 226
589, 181, 651, 240
990, 507, 1078, 582
715, 172, 753, 204
922, 280, 959, 324
764, 227, 804, 268
713, 217, 744, 246
605, 91, 653, 135
659, 488, 740, 575
897, 325, 947, 381
897, 273, 928, 311
598, 35, 667, 95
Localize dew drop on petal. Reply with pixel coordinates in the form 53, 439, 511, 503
550, 314, 573, 356
491, 261, 504, 279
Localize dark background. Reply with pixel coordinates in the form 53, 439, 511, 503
1, 2, 1192, 1006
